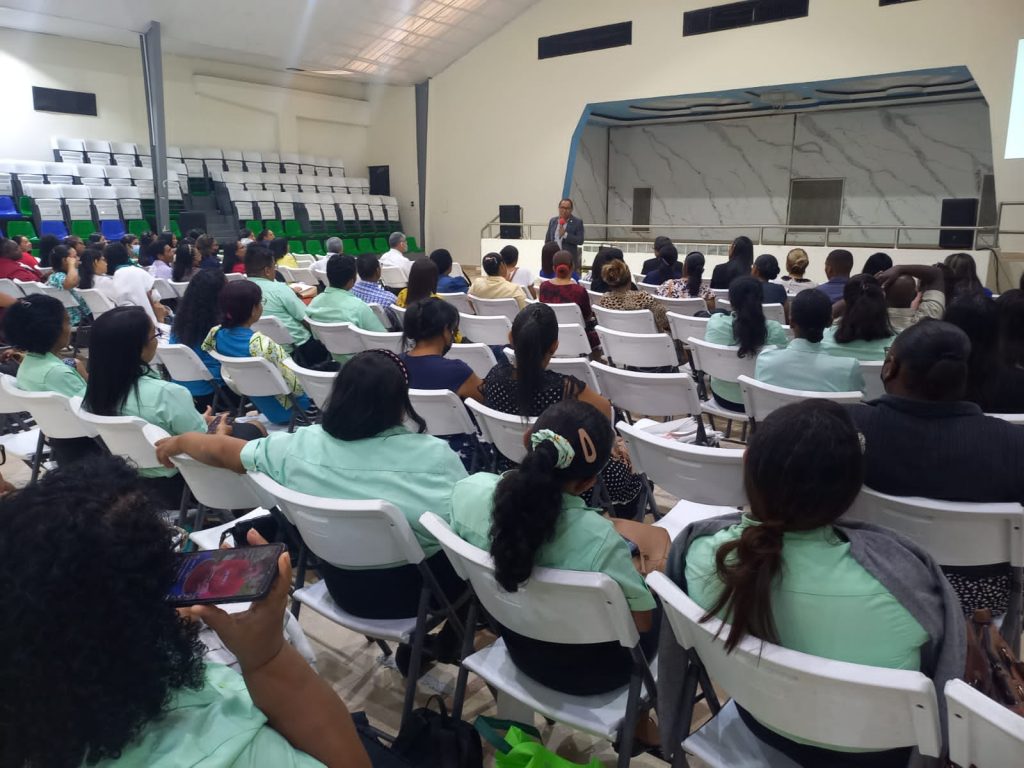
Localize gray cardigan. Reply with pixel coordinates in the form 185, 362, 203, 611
656, 514, 966, 763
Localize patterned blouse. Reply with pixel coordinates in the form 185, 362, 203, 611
47, 271, 89, 327
598, 289, 669, 333
657, 278, 715, 304
201, 325, 304, 408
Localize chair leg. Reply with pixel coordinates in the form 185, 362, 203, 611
400, 586, 433, 728
289, 541, 309, 618
192, 504, 208, 535
375, 639, 393, 657
615, 670, 645, 768
1002, 565, 1024, 656
176, 485, 193, 528
29, 431, 45, 483
451, 599, 478, 721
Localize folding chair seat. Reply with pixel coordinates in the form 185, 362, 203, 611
252, 192, 278, 222
445, 343, 496, 379
594, 305, 657, 333
313, 157, 332, 176
83, 139, 112, 165
52, 137, 85, 163
737, 376, 863, 428
468, 295, 520, 322
647, 572, 943, 767
44, 162, 74, 185
459, 313, 512, 347
596, 326, 679, 370
109, 141, 138, 167
208, 351, 309, 433
421, 512, 656, 768
298, 154, 316, 176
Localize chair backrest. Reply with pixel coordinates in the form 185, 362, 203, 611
846, 488, 1024, 568
545, 301, 584, 325
549, 357, 600, 393
380, 265, 407, 288
593, 305, 657, 333
666, 312, 709, 345
409, 389, 478, 436
596, 326, 678, 369
635, 281, 659, 296
459, 313, 512, 346
420, 512, 639, 647
251, 316, 295, 346
308, 320, 363, 357
465, 398, 534, 464
647, 571, 943, 756
70, 397, 168, 470
859, 360, 885, 400
76, 288, 115, 316
656, 296, 707, 316
688, 337, 761, 384
38, 283, 81, 311
352, 326, 405, 354
468, 295, 520, 321
247, 472, 426, 568
592, 362, 701, 418
616, 421, 747, 506
710, 288, 730, 301
153, 344, 214, 383
445, 343, 497, 379
0, 279, 22, 299
170, 453, 266, 510
207, 350, 291, 398
553, 323, 591, 358
282, 358, 337, 410
945, 678, 1024, 768
438, 292, 474, 314
0, 376, 95, 439
151, 277, 179, 302
737, 375, 863, 423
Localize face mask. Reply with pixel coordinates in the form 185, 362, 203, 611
132, 244, 140, 255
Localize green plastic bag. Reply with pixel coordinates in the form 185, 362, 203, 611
474, 716, 606, 768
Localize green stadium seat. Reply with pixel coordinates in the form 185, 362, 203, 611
342, 238, 358, 254
6, 220, 37, 242
264, 220, 283, 235
18, 196, 32, 218
305, 240, 325, 256
70, 221, 94, 239
127, 219, 151, 237
283, 220, 304, 237
407, 236, 423, 253
244, 219, 262, 235
372, 237, 388, 253
356, 237, 375, 253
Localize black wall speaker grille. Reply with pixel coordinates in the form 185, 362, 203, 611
538, 22, 632, 60
32, 86, 97, 116
939, 198, 978, 250
499, 205, 522, 239
683, 0, 809, 37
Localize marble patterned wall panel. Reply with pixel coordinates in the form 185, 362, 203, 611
569, 122, 609, 239
606, 115, 795, 240
791, 101, 993, 245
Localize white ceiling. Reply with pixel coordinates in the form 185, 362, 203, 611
0, 0, 541, 85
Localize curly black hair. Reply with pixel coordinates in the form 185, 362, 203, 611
0, 456, 205, 767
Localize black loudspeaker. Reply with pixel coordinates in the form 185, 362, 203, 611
499, 205, 522, 239
177, 210, 208, 235
368, 165, 390, 196
939, 198, 978, 249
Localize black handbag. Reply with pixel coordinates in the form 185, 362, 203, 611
392, 696, 483, 768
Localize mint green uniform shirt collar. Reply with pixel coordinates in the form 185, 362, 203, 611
754, 338, 865, 393
307, 287, 386, 363
16, 352, 86, 398
250, 277, 311, 349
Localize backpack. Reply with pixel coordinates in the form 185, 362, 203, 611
391, 696, 483, 768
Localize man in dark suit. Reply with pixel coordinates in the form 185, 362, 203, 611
641, 235, 673, 275
544, 198, 584, 272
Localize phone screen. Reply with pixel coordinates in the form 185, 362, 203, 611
166, 544, 285, 606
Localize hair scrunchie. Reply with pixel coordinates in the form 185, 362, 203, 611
529, 429, 575, 469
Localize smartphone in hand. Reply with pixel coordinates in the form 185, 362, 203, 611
166, 544, 285, 606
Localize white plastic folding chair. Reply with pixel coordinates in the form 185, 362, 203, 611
438, 292, 474, 314
545, 301, 585, 325
37, 284, 80, 314
459, 313, 512, 347
465, 399, 534, 466
549, 357, 600, 393
666, 312, 709, 347
169, 281, 191, 298
687, 337, 764, 438
14, 280, 44, 296
715, 301, 784, 325
445, 343, 497, 379
594, 305, 657, 333
988, 412, 1024, 425
847, 488, 1024, 653
635, 281, 659, 296
208, 351, 310, 432
737, 375, 864, 428
76, 288, 115, 317
381, 265, 408, 289
282, 359, 337, 410
353, 326, 405, 354
554, 323, 592, 357
308, 320, 363, 359
248, 472, 469, 727
420, 512, 656, 768
0, 279, 22, 299
656, 296, 707, 316
151, 278, 179, 303
647, 572, 943, 767
710, 288, 730, 302
596, 326, 679, 370
945, 678, 1024, 768
153, 344, 231, 410
592, 361, 705, 434
408, 388, 485, 470
468, 295, 521, 322
251, 316, 296, 347
859, 360, 885, 400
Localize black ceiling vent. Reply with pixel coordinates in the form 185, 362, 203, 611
879, 0, 920, 5
683, 0, 809, 37
538, 22, 632, 60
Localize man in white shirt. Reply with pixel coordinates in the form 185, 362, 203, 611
380, 232, 412, 281
312, 237, 343, 274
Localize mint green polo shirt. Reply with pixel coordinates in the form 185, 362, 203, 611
88, 663, 324, 768
16, 352, 86, 397
240, 424, 467, 559
754, 338, 865, 393
704, 313, 789, 404
820, 326, 895, 362
450, 473, 656, 611
250, 277, 311, 350
685, 515, 928, 749
120, 373, 207, 478
307, 287, 386, 363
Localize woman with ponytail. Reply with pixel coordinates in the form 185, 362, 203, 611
483, 302, 645, 512
822, 274, 896, 361
657, 250, 715, 307
538, 250, 598, 348
468, 252, 528, 309
704, 275, 789, 411
450, 400, 658, 695
667, 400, 961, 765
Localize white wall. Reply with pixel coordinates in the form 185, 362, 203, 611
569, 122, 609, 234
0, 27, 420, 237
426, 0, 1024, 283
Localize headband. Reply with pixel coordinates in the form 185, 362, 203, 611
367, 348, 409, 384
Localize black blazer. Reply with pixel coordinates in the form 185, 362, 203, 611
710, 260, 747, 289
640, 256, 662, 275
544, 215, 584, 258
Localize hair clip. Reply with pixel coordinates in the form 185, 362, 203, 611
577, 428, 598, 463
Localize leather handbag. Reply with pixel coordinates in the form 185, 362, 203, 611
963, 608, 1024, 716
612, 519, 671, 576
